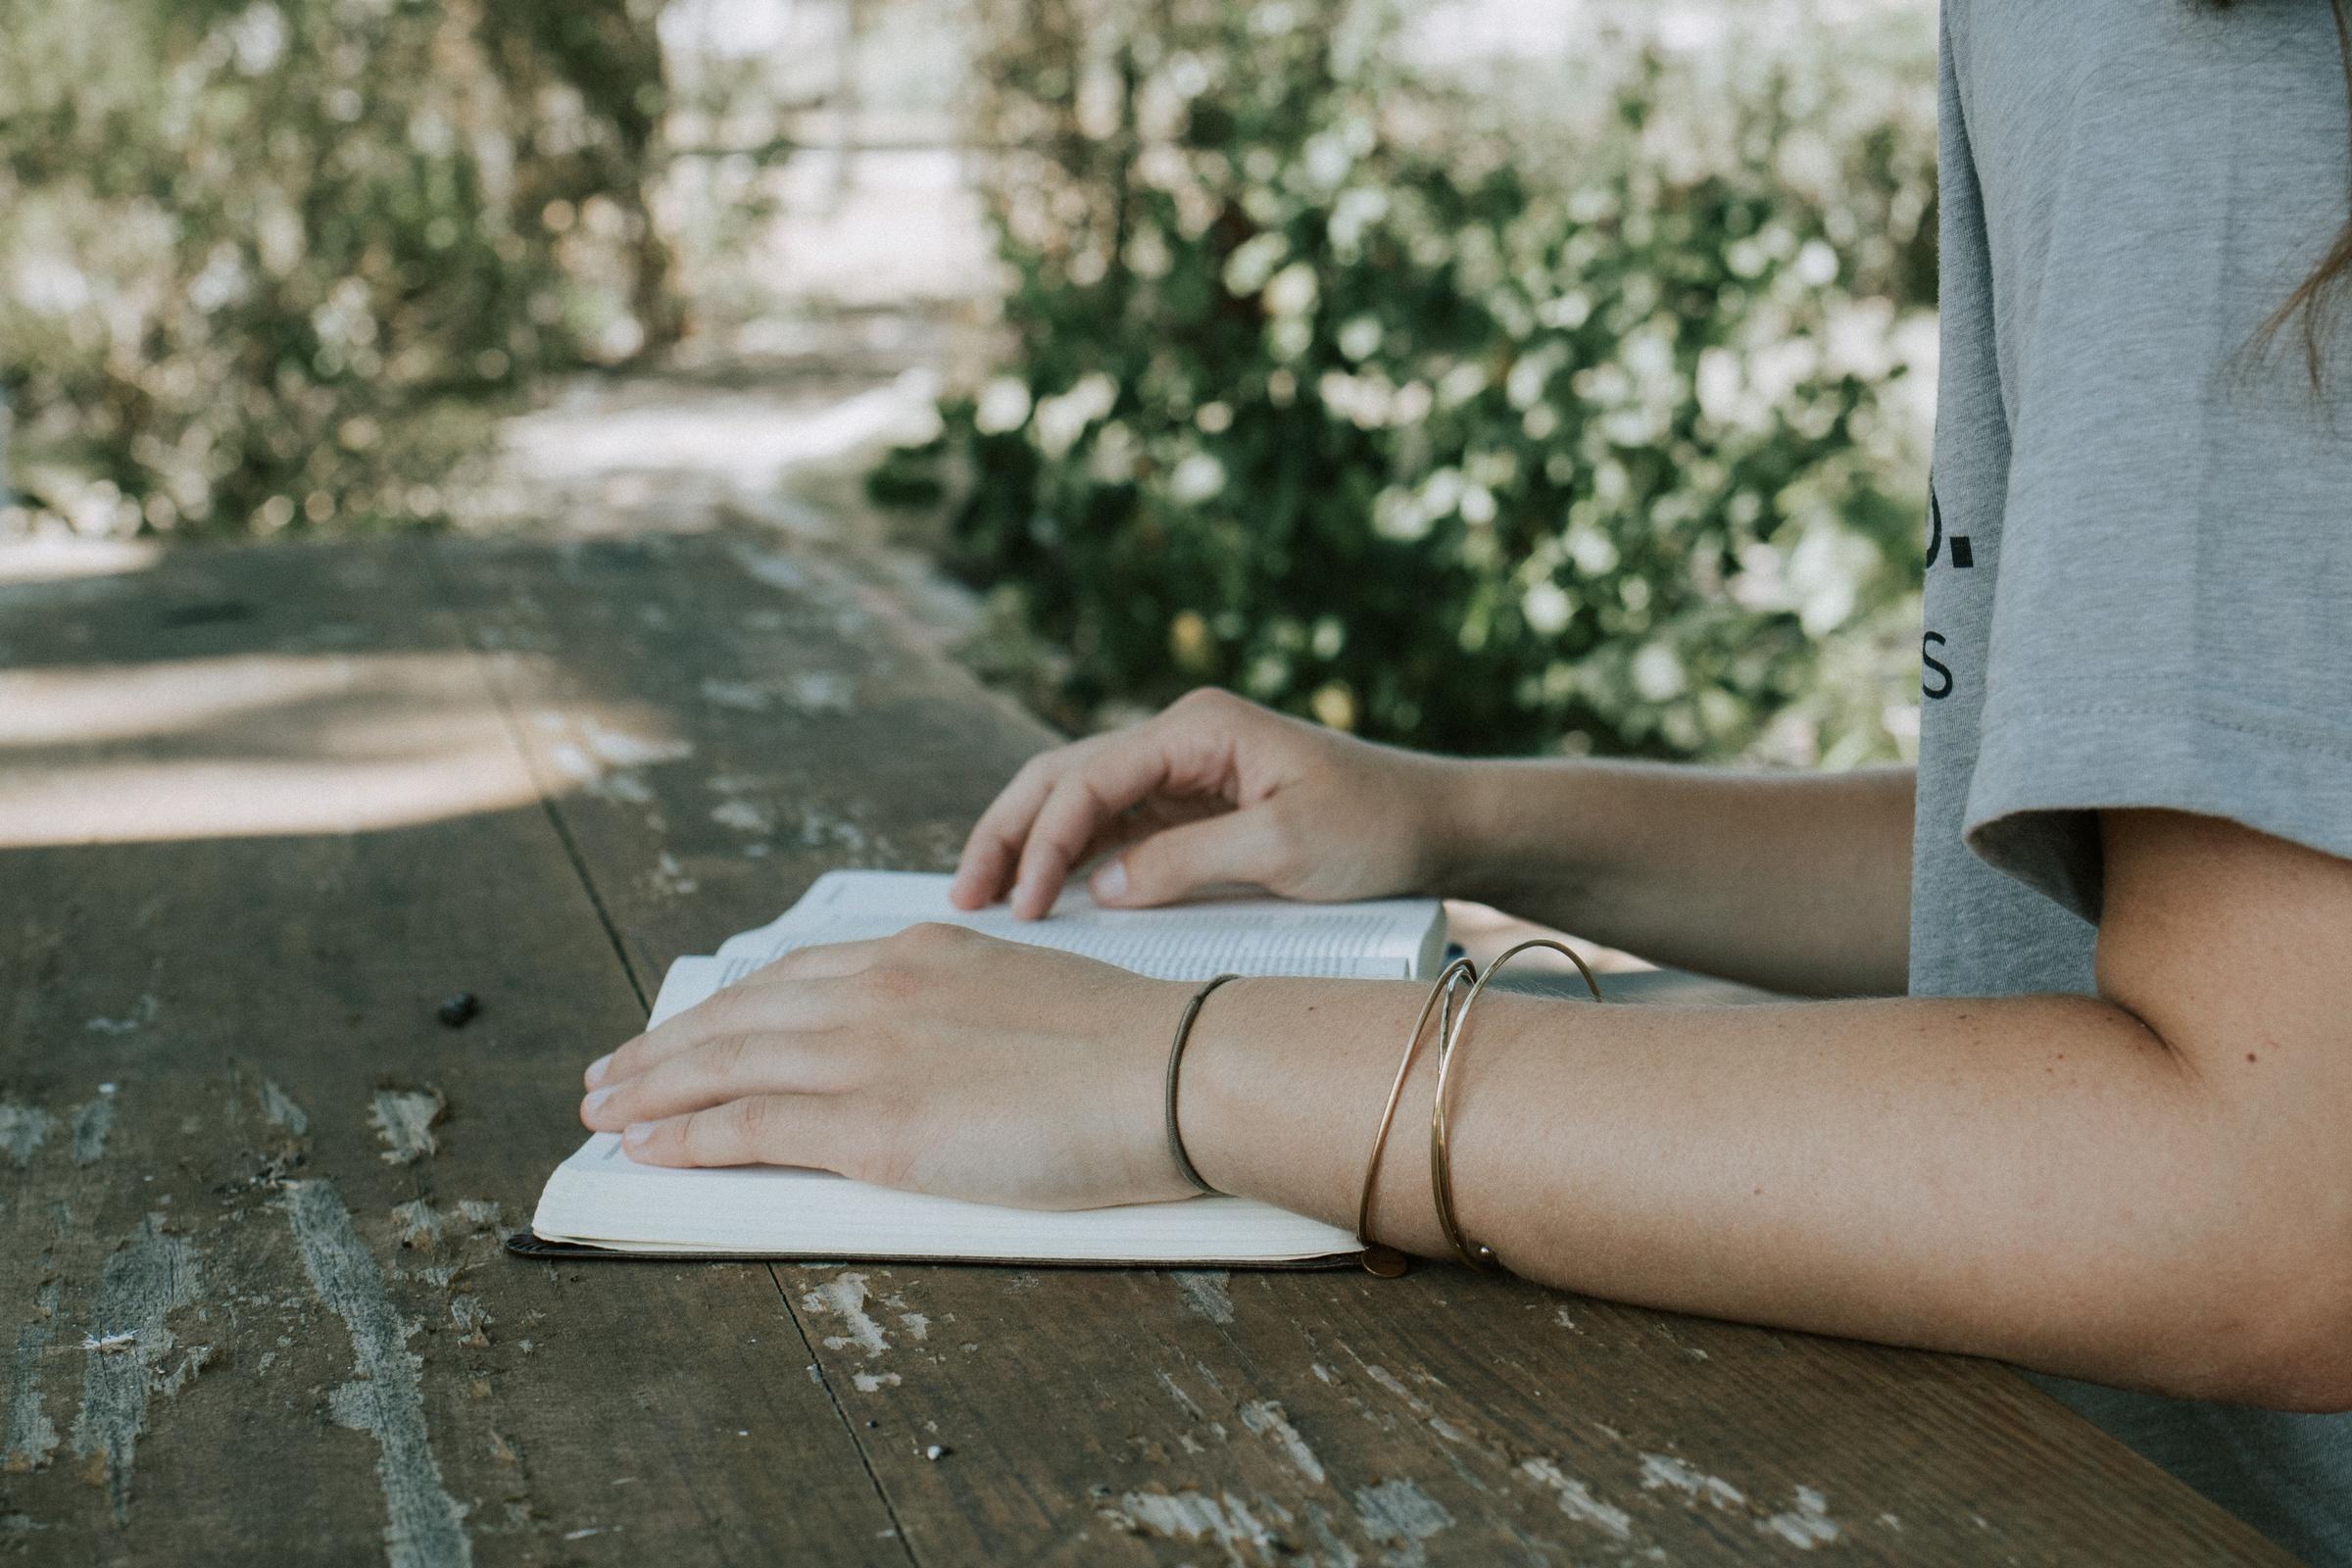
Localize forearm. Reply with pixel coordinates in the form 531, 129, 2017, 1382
1434, 760, 1916, 997
1180, 977, 2341, 1408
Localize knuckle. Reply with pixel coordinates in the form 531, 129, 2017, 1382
707, 1032, 754, 1078
740, 1095, 787, 1143
1172, 686, 1233, 719
858, 956, 922, 1002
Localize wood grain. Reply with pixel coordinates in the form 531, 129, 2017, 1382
0, 539, 902, 1565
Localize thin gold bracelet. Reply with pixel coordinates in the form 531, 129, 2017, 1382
1430, 939, 1603, 1271
1351, 957, 1476, 1277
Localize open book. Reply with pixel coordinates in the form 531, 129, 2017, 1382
524, 870, 1447, 1267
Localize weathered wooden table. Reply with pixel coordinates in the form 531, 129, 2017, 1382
0, 530, 2291, 1565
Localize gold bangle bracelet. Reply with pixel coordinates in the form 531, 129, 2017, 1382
1430, 939, 1603, 1272
1351, 957, 1476, 1277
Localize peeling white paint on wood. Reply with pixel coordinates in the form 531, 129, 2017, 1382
647, 853, 699, 898
710, 799, 772, 835
392, 1200, 445, 1250
851, 1371, 901, 1394
582, 720, 692, 771
0, 1103, 56, 1168
1640, 1451, 1746, 1510
284, 1180, 472, 1568
3, 1283, 61, 1472
1156, 1370, 1207, 1423
1109, 1488, 1279, 1562
261, 1079, 310, 1136
1758, 1486, 1840, 1549
1174, 1271, 1235, 1325
789, 672, 853, 713
1240, 1400, 1325, 1485
699, 678, 771, 712
450, 1298, 490, 1348
1353, 1477, 1453, 1565
84, 994, 159, 1035
1520, 1457, 1634, 1542
800, 1272, 889, 1356
370, 1090, 446, 1165
72, 1216, 200, 1522
70, 1096, 114, 1166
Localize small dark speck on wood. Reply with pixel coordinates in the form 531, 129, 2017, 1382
437, 993, 481, 1029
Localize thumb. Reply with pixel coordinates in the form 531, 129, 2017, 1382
1090, 810, 1277, 907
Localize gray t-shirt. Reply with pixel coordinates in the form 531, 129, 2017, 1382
1914, 2, 2352, 1559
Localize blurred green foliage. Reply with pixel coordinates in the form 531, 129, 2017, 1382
902, 0, 1937, 763
0, 0, 674, 536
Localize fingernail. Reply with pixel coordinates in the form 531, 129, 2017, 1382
583, 1086, 615, 1116
1092, 858, 1128, 901
585, 1053, 613, 1087
623, 1121, 653, 1147
1012, 876, 1038, 915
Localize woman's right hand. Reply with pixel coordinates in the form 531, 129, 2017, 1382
951, 688, 1463, 918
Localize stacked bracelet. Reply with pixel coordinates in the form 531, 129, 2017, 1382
1181, 944, 1604, 1278
1351, 957, 1476, 1277
1428, 939, 1602, 1271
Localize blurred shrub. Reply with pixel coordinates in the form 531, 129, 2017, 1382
0, 0, 674, 537
903, 0, 1936, 762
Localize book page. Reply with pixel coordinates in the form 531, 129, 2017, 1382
708, 870, 1439, 985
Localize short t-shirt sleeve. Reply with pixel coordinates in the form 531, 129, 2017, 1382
1960, 31, 2352, 920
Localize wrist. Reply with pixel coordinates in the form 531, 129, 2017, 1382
1432, 758, 1610, 912
1405, 755, 1488, 898
1177, 977, 1452, 1254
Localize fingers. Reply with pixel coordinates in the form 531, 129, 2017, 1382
1008, 728, 1233, 918
1089, 808, 1284, 907
952, 750, 1068, 910
619, 1093, 844, 1170
584, 962, 858, 1091
582, 1026, 839, 1131
955, 690, 1259, 916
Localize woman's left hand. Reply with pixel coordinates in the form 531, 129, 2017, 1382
578, 923, 1198, 1210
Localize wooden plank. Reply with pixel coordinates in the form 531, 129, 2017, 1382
449, 525, 2292, 1567
0, 539, 906, 1564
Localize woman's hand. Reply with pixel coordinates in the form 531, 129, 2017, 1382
952, 687, 1462, 919
577, 923, 1198, 1209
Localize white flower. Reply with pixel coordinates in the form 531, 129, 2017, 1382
1263, 262, 1319, 319
973, 376, 1033, 435
1030, 372, 1117, 459
1522, 581, 1572, 635
1167, 452, 1226, 503
1794, 239, 1839, 288
1223, 232, 1289, 296
1632, 643, 1687, 703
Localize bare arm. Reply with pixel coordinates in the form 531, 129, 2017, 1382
587, 808, 2352, 1410
1172, 808, 2352, 1408
1442, 760, 1915, 997
945, 690, 1914, 1000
